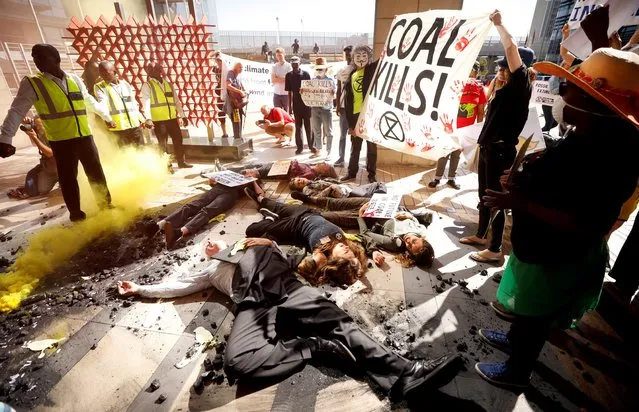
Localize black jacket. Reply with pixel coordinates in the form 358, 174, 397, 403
213, 244, 303, 309
344, 60, 379, 130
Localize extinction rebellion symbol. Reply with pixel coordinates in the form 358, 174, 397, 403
378, 111, 405, 142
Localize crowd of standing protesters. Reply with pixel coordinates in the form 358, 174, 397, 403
0, 5, 638, 402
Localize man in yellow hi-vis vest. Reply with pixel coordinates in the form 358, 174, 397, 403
140, 62, 192, 168
0, 44, 114, 222
94, 61, 147, 146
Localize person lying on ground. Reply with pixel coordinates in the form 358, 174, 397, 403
117, 237, 463, 400
7, 116, 58, 199
230, 160, 337, 180
288, 177, 386, 200
149, 179, 257, 249
257, 105, 295, 146
355, 208, 435, 268
244, 185, 375, 286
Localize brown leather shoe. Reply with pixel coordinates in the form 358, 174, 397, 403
163, 222, 178, 249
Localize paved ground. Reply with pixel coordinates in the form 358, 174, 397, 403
0, 118, 637, 412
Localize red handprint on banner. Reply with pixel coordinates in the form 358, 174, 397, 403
439, 17, 459, 39
390, 76, 401, 94
400, 112, 412, 132
455, 28, 478, 52
366, 102, 375, 119
400, 36, 413, 53
440, 114, 454, 134
357, 117, 366, 136
449, 80, 465, 96
420, 125, 435, 152
406, 136, 416, 148
421, 125, 432, 139
402, 82, 413, 103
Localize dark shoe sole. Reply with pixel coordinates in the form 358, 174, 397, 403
402, 354, 462, 397
244, 187, 260, 207
478, 329, 512, 354
334, 340, 357, 364
70, 212, 86, 222
259, 208, 279, 220
474, 363, 529, 390
163, 223, 177, 249
340, 175, 356, 182
490, 301, 516, 323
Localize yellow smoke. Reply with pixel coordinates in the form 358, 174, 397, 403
0, 124, 169, 312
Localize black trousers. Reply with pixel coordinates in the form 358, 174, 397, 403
224, 274, 411, 391
154, 119, 185, 164
114, 127, 143, 146
348, 136, 378, 180
506, 314, 555, 380
541, 105, 557, 131
165, 185, 238, 233
609, 217, 639, 298
293, 104, 313, 151
245, 199, 312, 245
476, 143, 516, 253
49, 135, 111, 216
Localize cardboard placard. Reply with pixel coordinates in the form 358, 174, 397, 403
300, 79, 335, 107
203, 170, 256, 187
531, 80, 557, 106
361, 193, 402, 219
268, 160, 292, 176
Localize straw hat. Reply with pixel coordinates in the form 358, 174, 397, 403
314, 57, 329, 69
534, 48, 639, 127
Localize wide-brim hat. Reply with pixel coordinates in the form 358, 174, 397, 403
534, 48, 639, 128
314, 56, 329, 69
496, 46, 535, 68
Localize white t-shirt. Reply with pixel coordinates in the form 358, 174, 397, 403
272, 62, 292, 96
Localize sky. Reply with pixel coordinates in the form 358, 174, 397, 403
214, 0, 538, 36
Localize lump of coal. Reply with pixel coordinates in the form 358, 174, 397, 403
122, 300, 132, 308
582, 372, 595, 384
435, 274, 443, 281
479, 299, 489, 306
435, 286, 444, 293
210, 322, 218, 330
202, 309, 209, 317
149, 379, 161, 392
156, 393, 167, 403
472, 289, 480, 295
456, 342, 468, 352
212, 353, 224, 370
219, 230, 226, 235
407, 333, 416, 342
458, 280, 468, 288
492, 274, 502, 283
480, 269, 488, 276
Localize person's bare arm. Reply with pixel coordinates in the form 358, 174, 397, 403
560, 24, 577, 67
477, 104, 486, 123
226, 79, 245, 96
288, 91, 294, 113
490, 11, 522, 72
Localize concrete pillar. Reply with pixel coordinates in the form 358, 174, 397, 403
373, 0, 463, 56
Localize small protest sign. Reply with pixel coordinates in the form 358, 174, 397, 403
300, 79, 335, 107
362, 193, 402, 219
203, 170, 256, 187
357, 10, 491, 161
531, 80, 557, 106
268, 160, 292, 176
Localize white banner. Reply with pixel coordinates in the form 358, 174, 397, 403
361, 193, 402, 219
300, 79, 335, 107
563, 0, 639, 60
203, 170, 256, 187
458, 106, 546, 172
566, 0, 602, 30
219, 53, 346, 113
531, 80, 557, 106
357, 10, 491, 161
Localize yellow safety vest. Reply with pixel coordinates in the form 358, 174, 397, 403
94, 80, 142, 131
147, 78, 177, 121
27, 73, 91, 141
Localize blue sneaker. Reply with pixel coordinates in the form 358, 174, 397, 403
478, 329, 511, 354
474, 362, 529, 390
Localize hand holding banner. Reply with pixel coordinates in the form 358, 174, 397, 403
357, 10, 491, 161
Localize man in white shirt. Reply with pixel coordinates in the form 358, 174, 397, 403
271, 48, 292, 111
94, 61, 147, 146
0, 44, 113, 221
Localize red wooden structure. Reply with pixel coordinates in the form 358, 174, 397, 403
67, 15, 218, 126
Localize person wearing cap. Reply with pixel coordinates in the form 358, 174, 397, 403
0, 44, 113, 222
459, 11, 536, 265
429, 62, 486, 190
474, 47, 639, 389
285, 56, 315, 155
334, 45, 354, 168
310, 57, 336, 157
94, 61, 147, 146
271, 47, 292, 111
141, 62, 192, 168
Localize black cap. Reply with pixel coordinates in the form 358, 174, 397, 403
496, 46, 535, 69
31, 44, 61, 63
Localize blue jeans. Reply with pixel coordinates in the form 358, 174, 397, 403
311, 107, 333, 153
337, 108, 348, 162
